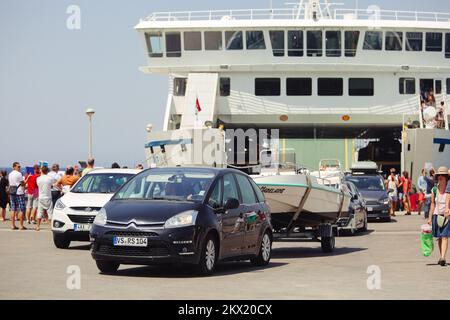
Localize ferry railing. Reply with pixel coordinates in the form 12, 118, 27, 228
145, 8, 450, 22
334, 9, 450, 22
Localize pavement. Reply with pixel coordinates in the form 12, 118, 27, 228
0, 211, 448, 300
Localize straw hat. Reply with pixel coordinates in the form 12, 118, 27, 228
435, 166, 449, 177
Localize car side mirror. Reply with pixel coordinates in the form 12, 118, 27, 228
224, 198, 240, 211
388, 188, 394, 193
352, 194, 358, 201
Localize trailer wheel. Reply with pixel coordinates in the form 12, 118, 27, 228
321, 236, 335, 253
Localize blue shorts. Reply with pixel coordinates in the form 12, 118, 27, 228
10, 194, 26, 213
432, 215, 450, 238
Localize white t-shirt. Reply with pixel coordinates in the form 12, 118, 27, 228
37, 175, 53, 200
8, 170, 24, 195
48, 170, 63, 191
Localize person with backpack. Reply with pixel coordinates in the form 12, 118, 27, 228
428, 167, 450, 266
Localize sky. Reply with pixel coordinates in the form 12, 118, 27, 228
1, 0, 449, 168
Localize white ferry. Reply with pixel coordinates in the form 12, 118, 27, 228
136, 0, 450, 181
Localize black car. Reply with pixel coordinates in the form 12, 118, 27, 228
90, 167, 273, 275
344, 174, 391, 222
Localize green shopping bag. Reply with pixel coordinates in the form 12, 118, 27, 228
421, 233, 434, 257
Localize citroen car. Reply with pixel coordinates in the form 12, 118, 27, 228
52, 169, 139, 249
90, 167, 273, 276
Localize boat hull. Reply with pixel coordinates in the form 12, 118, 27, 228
253, 174, 350, 230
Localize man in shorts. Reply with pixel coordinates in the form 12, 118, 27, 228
36, 166, 53, 231
8, 162, 27, 230
25, 165, 41, 224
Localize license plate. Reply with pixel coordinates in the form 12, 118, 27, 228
367, 207, 373, 212
113, 236, 148, 247
74, 224, 91, 232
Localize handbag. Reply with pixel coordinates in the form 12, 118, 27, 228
437, 215, 449, 228
9, 185, 19, 195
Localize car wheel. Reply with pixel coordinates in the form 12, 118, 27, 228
196, 235, 217, 276
361, 216, 368, 232
96, 260, 120, 274
53, 233, 71, 249
321, 236, 335, 253
251, 232, 272, 267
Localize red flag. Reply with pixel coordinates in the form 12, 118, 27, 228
196, 97, 202, 113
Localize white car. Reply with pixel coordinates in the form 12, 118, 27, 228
52, 169, 139, 249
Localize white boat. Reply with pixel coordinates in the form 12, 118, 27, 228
252, 164, 351, 232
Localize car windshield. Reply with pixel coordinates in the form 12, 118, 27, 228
71, 173, 134, 194
345, 176, 385, 191
113, 169, 216, 202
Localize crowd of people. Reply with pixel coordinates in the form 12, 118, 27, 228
386, 167, 450, 266
0, 159, 145, 231
420, 87, 446, 129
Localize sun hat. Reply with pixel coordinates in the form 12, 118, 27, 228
435, 166, 449, 177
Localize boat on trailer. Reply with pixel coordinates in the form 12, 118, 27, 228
251, 162, 351, 252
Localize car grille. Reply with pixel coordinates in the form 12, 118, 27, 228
365, 201, 379, 206
68, 215, 96, 224
105, 231, 159, 238
70, 207, 102, 212
97, 245, 170, 257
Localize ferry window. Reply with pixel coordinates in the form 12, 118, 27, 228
205, 31, 223, 50
345, 31, 360, 57
318, 78, 343, 96
349, 78, 374, 96
307, 31, 323, 57
220, 78, 230, 97
435, 80, 442, 94
269, 31, 285, 56
145, 32, 163, 58
385, 32, 403, 51
225, 31, 243, 50
363, 31, 382, 50
288, 31, 303, 57
399, 78, 416, 95
446, 33, 450, 58
173, 78, 187, 96
426, 33, 442, 52
184, 32, 202, 51
326, 31, 341, 57
255, 78, 280, 96
246, 31, 266, 50
165, 32, 181, 57
447, 79, 450, 94
406, 32, 423, 51
286, 78, 312, 96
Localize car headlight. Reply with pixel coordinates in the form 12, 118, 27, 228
379, 198, 390, 205
164, 210, 198, 229
93, 208, 107, 226
55, 199, 66, 210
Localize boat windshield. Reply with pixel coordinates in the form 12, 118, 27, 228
345, 175, 385, 191
113, 169, 215, 202
71, 173, 134, 194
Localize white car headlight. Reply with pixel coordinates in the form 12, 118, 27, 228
55, 199, 66, 210
93, 208, 107, 226
380, 198, 390, 205
164, 210, 198, 229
